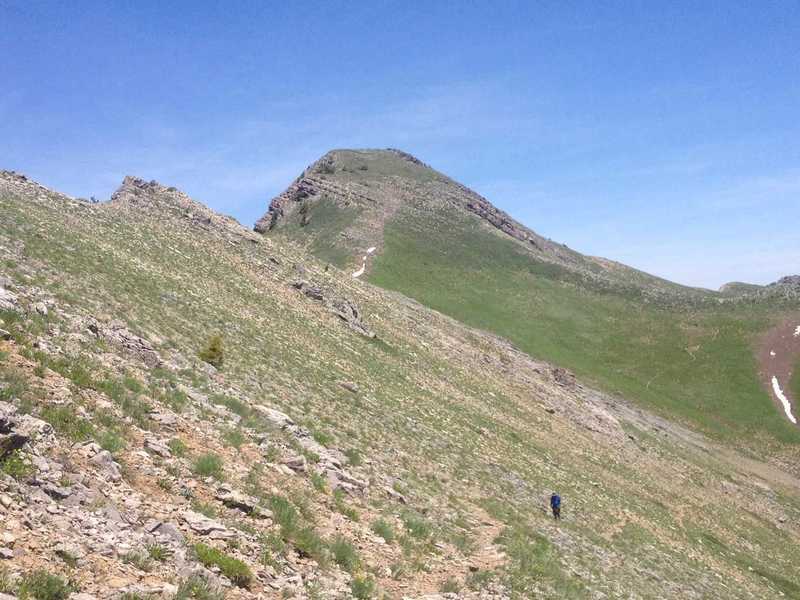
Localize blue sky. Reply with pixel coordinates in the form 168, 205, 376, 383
2, 1, 798, 289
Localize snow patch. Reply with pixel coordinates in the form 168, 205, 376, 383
794, 326, 800, 338
352, 247, 376, 278
770, 350, 776, 357
772, 376, 797, 425
366, 247, 376, 255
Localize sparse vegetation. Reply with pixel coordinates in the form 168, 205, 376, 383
17, 569, 74, 600
1, 449, 34, 480
193, 543, 253, 588
371, 519, 395, 543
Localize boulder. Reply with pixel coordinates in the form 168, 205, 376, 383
181, 510, 234, 539
215, 484, 260, 515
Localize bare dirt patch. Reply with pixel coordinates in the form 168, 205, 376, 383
756, 316, 800, 426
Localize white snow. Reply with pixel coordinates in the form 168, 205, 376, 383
794, 326, 800, 338
352, 262, 366, 278
772, 376, 797, 425
352, 247, 377, 278
770, 350, 776, 357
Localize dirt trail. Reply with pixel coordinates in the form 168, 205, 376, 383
380, 508, 507, 598
756, 317, 800, 426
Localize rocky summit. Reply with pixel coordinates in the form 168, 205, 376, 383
1, 160, 800, 600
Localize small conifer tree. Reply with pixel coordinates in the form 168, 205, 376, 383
198, 334, 224, 369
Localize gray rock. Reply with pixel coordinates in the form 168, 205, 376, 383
42, 483, 71, 500
90, 450, 122, 481
181, 510, 233, 538
281, 454, 307, 473
215, 484, 259, 515
144, 437, 172, 458
0, 287, 19, 312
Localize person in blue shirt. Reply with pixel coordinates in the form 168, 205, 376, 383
550, 492, 561, 520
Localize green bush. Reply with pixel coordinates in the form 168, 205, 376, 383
40, 405, 94, 441
350, 574, 376, 599
198, 335, 224, 369
222, 428, 246, 449
401, 511, 432, 539
1, 449, 34, 481
269, 495, 299, 533
330, 536, 360, 573
193, 543, 252, 588
17, 569, 74, 600
192, 453, 224, 479
97, 430, 126, 454
371, 519, 395, 543
168, 437, 188, 457
292, 526, 328, 566
147, 544, 168, 562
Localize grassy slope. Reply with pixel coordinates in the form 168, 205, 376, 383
3, 182, 800, 598
369, 205, 800, 444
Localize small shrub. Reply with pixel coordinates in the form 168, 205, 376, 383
371, 519, 395, 543
193, 543, 252, 588
168, 438, 188, 457
311, 429, 333, 446
157, 477, 172, 491
97, 430, 126, 454
1, 449, 34, 481
198, 335, 224, 369
344, 448, 362, 466
210, 394, 250, 417
401, 511, 432, 539
162, 388, 188, 412
440, 579, 460, 593
310, 471, 327, 492
191, 500, 218, 518
122, 375, 145, 393
175, 575, 224, 600
269, 495, 299, 533
330, 536, 360, 573
40, 405, 94, 442
292, 526, 328, 566
350, 574, 376, 599
333, 490, 359, 521
122, 549, 152, 572
193, 453, 223, 479
147, 543, 168, 562
222, 428, 246, 449
17, 569, 74, 600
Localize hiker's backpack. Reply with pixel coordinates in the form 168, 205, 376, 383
551, 494, 561, 508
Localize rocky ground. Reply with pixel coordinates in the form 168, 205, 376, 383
2, 169, 800, 599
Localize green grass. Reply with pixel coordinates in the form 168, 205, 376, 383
192, 453, 224, 479
371, 519, 395, 543
39, 405, 95, 442
17, 570, 74, 600
0, 449, 34, 480
330, 536, 360, 572
350, 574, 376, 599
193, 543, 252, 588
369, 207, 800, 443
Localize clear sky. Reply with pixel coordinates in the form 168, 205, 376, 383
2, 1, 798, 289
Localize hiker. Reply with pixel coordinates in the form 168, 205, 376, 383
550, 492, 561, 520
